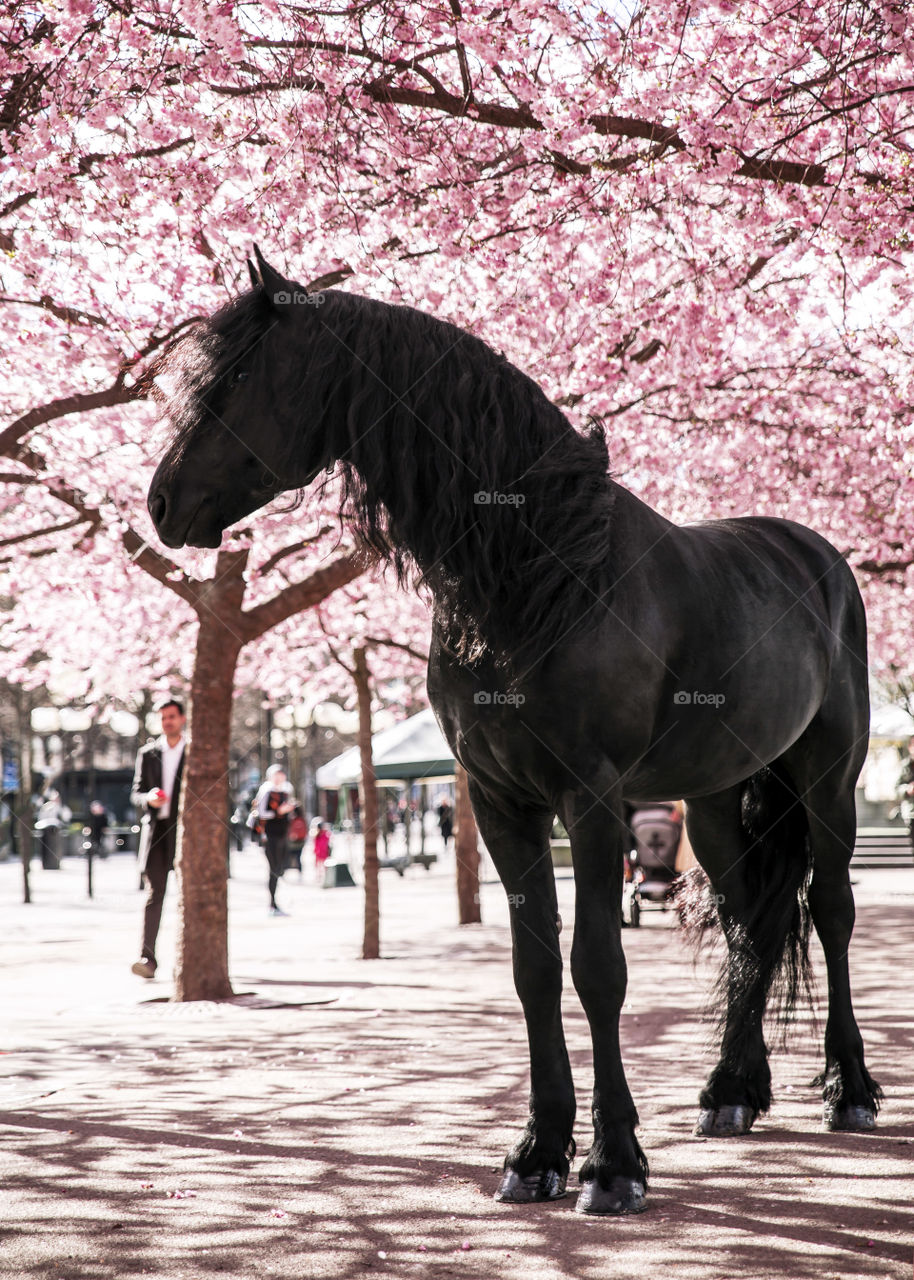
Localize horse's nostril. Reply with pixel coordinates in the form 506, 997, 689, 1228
149, 491, 167, 528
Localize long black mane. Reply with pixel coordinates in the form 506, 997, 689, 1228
170, 285, 615, 670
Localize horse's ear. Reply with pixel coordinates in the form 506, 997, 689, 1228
247, 257, 261, 290
253, 243, 294, 311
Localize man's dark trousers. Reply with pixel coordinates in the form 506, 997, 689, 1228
141, 819, 177, 969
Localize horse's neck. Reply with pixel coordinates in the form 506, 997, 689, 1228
612, 485, 675, 546
330, 308, 660, 664
337, 316, 574, 542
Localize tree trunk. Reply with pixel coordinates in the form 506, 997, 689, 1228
172, 549, 248, 1002
454, 763, 481, 924
354, 645, 380, 959
174, 611, 241, 1001
15, 685, 33, 904
167, 547, 366, 1000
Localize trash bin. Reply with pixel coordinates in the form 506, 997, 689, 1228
323, 860, 356, 888
35, 824, 61, 870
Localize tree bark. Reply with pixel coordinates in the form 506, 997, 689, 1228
173, 550, 247, 1001
354, 645, 380, 959
174, 612, 241, 1001
454, 763, 481, 924
162, 546, 368, 1000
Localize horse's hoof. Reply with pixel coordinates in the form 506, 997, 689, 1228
695, 1104, 754, 1137
823, 1102, 876, 1132
576, 1177, 647, 1215
495, 1168, 567, 1203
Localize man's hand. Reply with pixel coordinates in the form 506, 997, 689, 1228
147, 788, 166, 808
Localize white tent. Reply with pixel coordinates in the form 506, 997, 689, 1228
870, 704, 914, 740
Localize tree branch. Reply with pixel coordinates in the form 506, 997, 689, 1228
364, 635, 429, 663
448, 0, 474, 107
0, 316, 203, 459
118, 525, 202, 607
855, 557, 913, 575
0, 450, 201, 608
240, 552, 370, 641
364, 83, 842, 186
0, 293, 106, 327
305, 266, 355, 293
1, 137, 195, 223
317, 611, 356, 678
0, 515, 88, 550
0, 385, 140, 458
257, 527, 335, 577
211, 74, 322, 96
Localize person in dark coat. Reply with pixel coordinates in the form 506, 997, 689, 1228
437, 799, 453, 849
253, 765, 297, 915
130, 698, 186, 978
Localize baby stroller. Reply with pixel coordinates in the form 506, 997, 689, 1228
623, 802, 683, 927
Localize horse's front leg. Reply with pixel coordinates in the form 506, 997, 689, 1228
562, 775, 649, 1214
467, 780, 576, 1204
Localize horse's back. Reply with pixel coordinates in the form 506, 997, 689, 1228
678, 514, 866, 659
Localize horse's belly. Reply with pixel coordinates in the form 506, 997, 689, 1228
621, 695, 822, 800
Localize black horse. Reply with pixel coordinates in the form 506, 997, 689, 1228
148, 248, 880, 1215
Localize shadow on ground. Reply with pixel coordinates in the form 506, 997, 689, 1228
1, 874, 911, 1279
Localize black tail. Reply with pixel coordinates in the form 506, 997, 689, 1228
677, 764, 815, 1038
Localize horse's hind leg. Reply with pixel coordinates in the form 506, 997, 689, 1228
466, 780, 576, 1203
684, 785, 776, 1137
783, 715, 882, 1130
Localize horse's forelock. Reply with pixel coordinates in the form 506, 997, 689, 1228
162, 290, 272, 455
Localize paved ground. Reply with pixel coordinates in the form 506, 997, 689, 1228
0, 847, 911, 1279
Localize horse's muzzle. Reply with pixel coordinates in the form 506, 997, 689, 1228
148, 485, 223, 549
149, 491, 167, 531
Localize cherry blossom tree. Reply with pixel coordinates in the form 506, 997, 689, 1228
2, 0, 910, 646
1, 1, 912, 995
0, 455, 369, 995
279, 585, 443, 959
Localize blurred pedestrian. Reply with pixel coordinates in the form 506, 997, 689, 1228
313, 820, 331, 877
286, 804, 307, 876
83, 800, 108, 899
35, 789, 71, 869
86, 799, 108, 849
129, 698, 186, 979
437, 799, 453, 850
254, 765, 297, 915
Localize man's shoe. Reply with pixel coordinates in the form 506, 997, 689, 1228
269, 906, 288, 917
131, 959, 156, 978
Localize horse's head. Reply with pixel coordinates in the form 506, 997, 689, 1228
148, 247, 330, 549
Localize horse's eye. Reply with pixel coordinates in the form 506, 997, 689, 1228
232, 369, 249, 385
